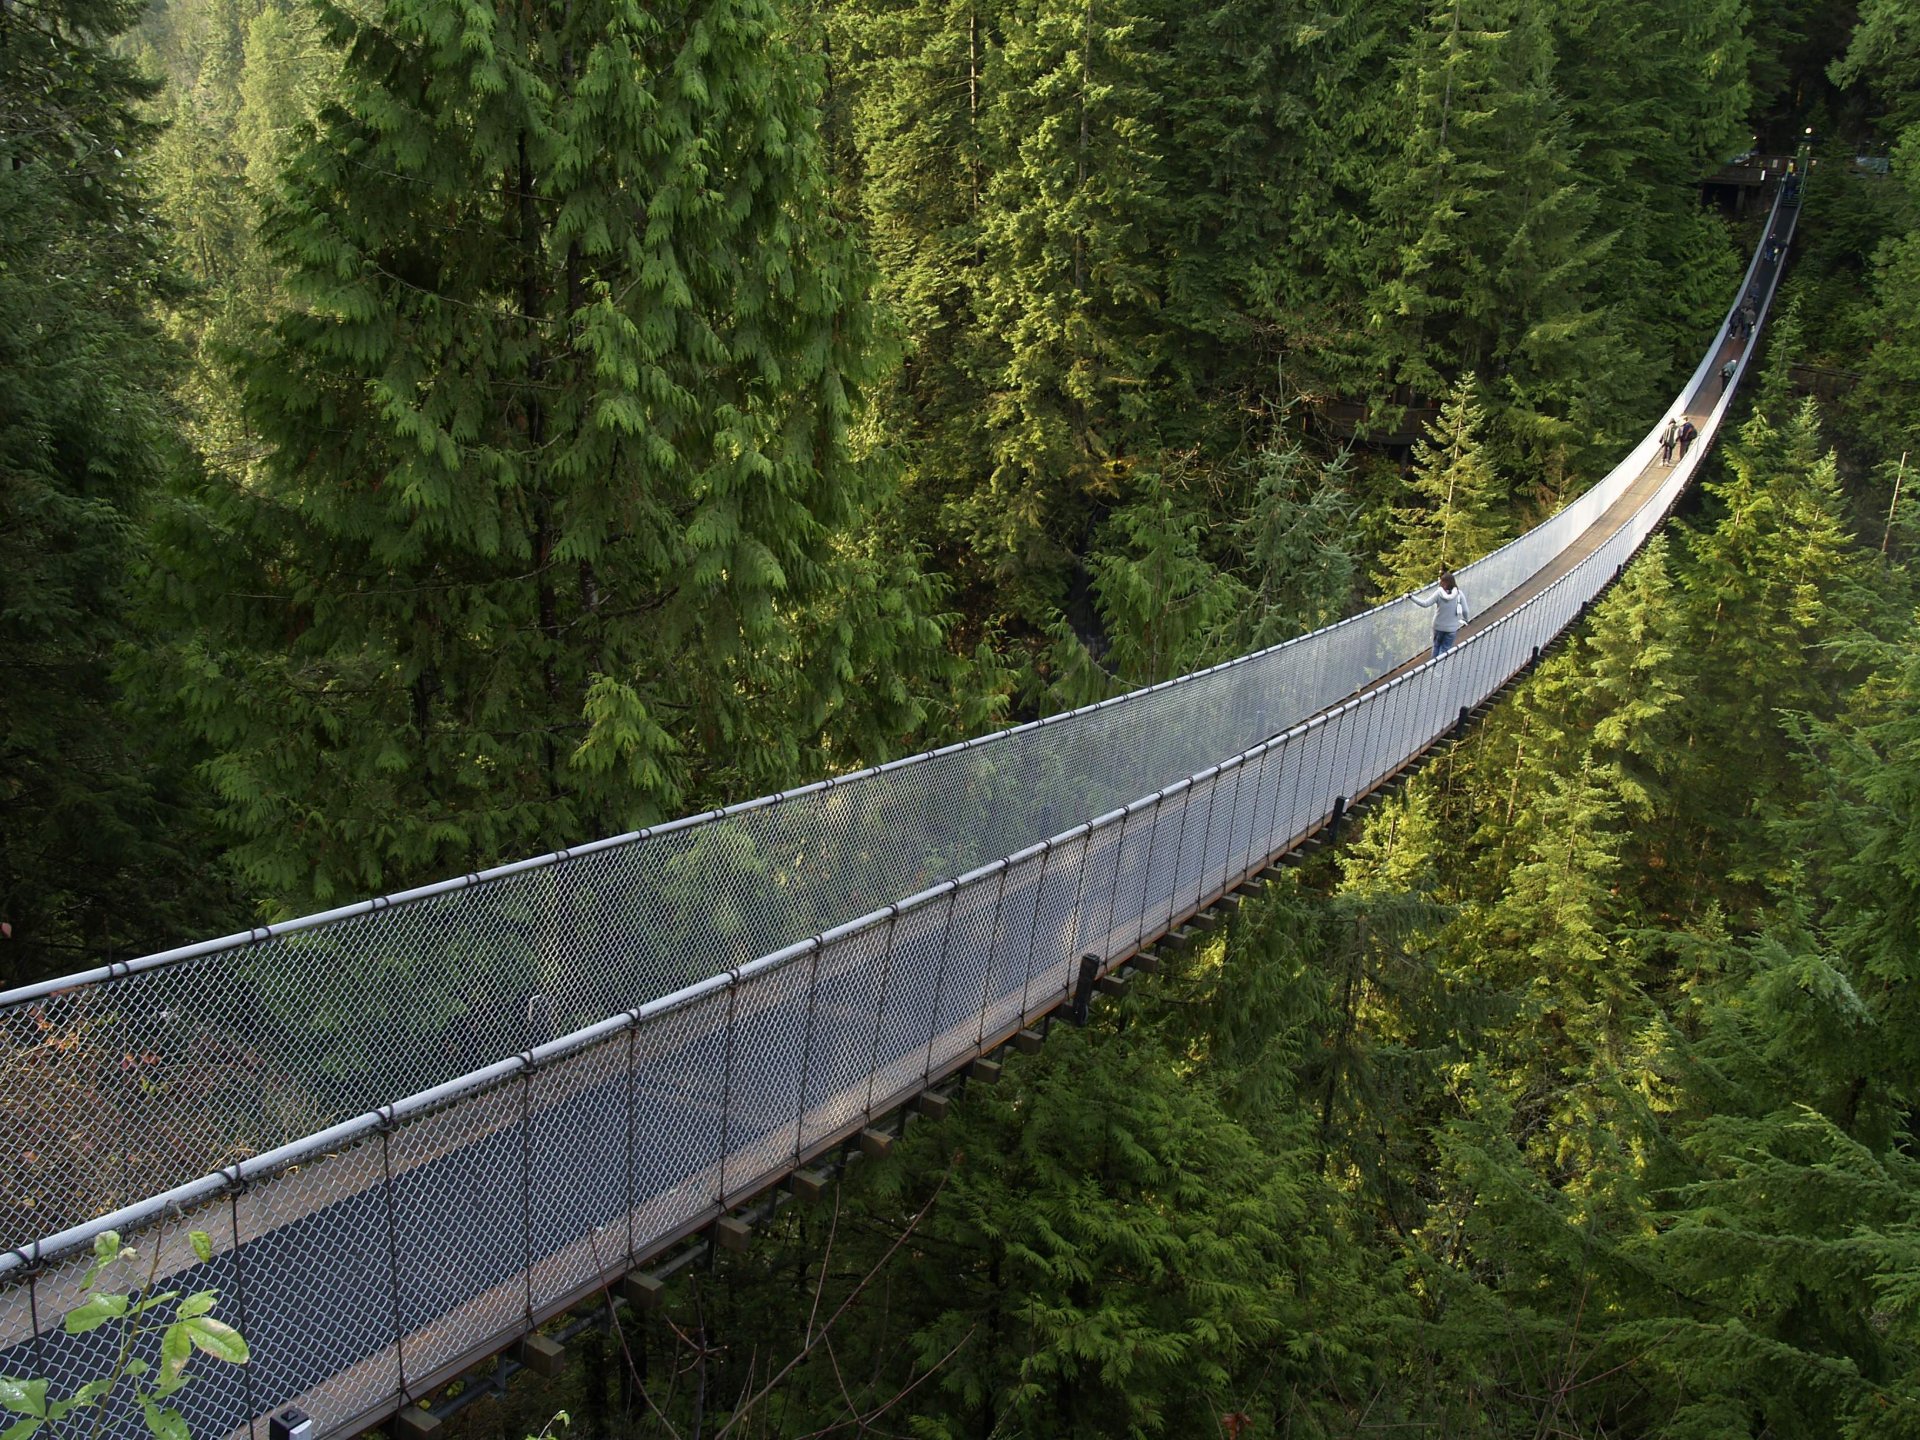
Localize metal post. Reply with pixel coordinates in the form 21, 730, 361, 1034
1096, 808, 1133, 964
229, 1187, 258, 1438
380, 1120, 409, 1404
1191, 767, 1223, 915
715, 983, 741, 1203
792, 940, 825, 1165
1059, 825, 1100, 1006
623, 1020, 639, 1265
1158, 784, 1193, 939
1243, 743, 1274, 877
919, 888, 963, 1082
973, 864, 1014, 1051
1130, 798, 1166, 950
1351, 692, 1380, 813
1280, 726, 1312, 852
859, 909, 903, 1119
519, 1067, 536, 1325
1215, 755, 1249, 896
1069, 955, 1101, 1027
1014, 842, 1055, 1023
27, 1278, 45, 1422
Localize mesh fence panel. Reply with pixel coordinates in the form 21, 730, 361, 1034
389, 1080, 526, 1394
235, 1128, 399, 1435
1029, 834, 1093, 1018
627, 987, 731, 1244
868, 898, 949, 1110
799, 922, 898, 1151
720, 953, 816, 1199
926, 872, 1005, 1078
524, 1035, 634, 1315
981, 849, 1048, 1046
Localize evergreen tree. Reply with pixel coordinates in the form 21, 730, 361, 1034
1228, 435, 1364, 651
970, 0, 1170, 628
1374, 372, 1510, 593
0, 0, 234, 982
157, 0, 949, 905
1551, 0, 1749, 415
1677, 398, 1866, 898
1372, 0, 1613, 483
829, 0, 1007, 621
1036, 464, 1245, 709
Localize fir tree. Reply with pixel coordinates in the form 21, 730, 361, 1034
1035, 463, 1245, 709
1228, 435, 1364, 650
1551, 0, 1750, 413
830, 0, 1007, 620
1374, 372, 1509, 593
1677, 398, 1866, 898
1373, 0, 1613, 482
971, 0, 1171, 626
158, 0, 947, 905
0, 0, 234, 982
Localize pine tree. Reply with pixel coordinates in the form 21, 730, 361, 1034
829, 0, 1008, 619
0, 0, 236, 983
157, 0, 946, 906
1551, 0, 1750, 413
1374, 372, 1510, 593
1372, 0, 1612, 483
1228, 435, 1364, 650
971, 0, 1171, 627
1035, 464, 1245, 709
1677, 398, 1866, 898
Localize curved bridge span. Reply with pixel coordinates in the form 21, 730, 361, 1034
1, 186, 1798, 1440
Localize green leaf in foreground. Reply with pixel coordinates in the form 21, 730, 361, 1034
182, 1316, 250, 1364
62, 1294, 129, 1334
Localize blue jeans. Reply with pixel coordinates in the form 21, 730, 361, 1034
1433, 629, 1458, 658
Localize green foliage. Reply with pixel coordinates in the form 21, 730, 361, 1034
0, 0, 237, 985
1374, 0, 1614, 481
1374, 373, 1510, 593
13, 2, 1920, 1435
1227, 437, 1365, 651
1034, 426, 1363, 711
1675, 398, 1867, 895
0, 1229, 250, 1440
149, 0, 960, 908
1037, 467, 1248, 708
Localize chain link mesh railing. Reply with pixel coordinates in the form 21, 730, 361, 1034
1, 188, 1795, 1440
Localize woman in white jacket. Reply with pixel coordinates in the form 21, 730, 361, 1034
1411, 571, 1470, 657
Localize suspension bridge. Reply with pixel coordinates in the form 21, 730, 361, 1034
0, 183, 1798, 1440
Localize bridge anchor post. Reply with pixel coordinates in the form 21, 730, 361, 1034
1069, 954, 1101, 1026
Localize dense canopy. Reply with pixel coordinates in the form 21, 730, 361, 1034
2, 0, 1917, 1433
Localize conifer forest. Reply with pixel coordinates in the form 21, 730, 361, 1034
8, 0, 1920, 1435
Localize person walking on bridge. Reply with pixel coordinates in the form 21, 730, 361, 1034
1720, 357, 1738, 393
1411, 571, 1470, 658
1661, 417, 1678, 465
1678, 417, 1699, 461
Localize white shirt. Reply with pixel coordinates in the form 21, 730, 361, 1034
1412, 583, 1470, 633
